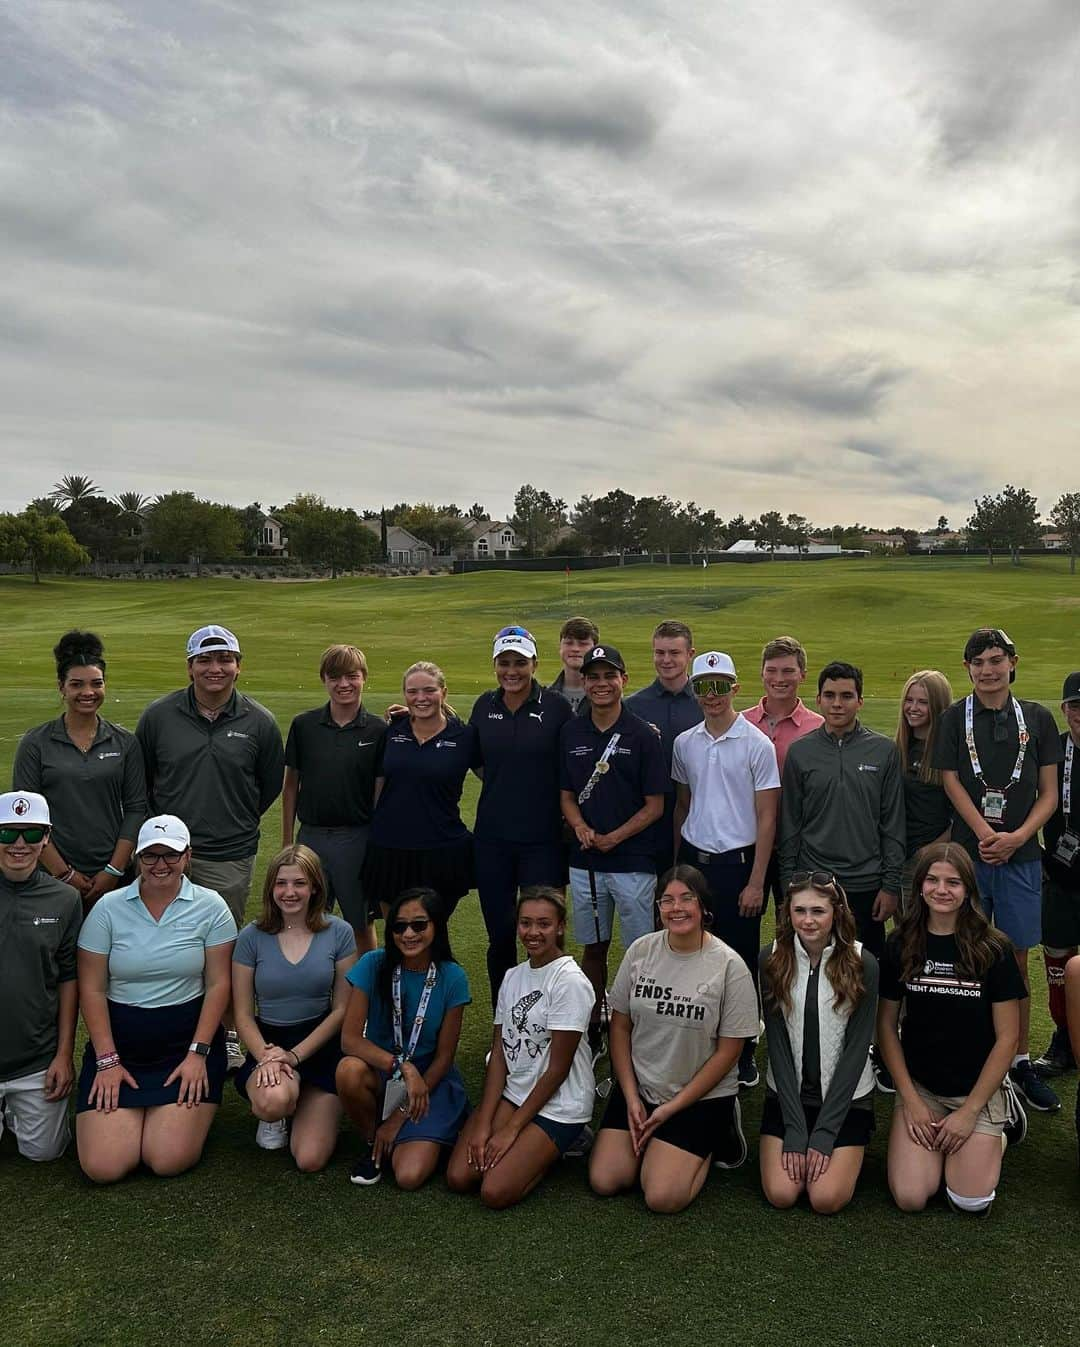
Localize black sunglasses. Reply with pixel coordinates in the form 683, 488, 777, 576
391, 918, 431, 935
789, 870, 841, 893
0, 825, 48, 845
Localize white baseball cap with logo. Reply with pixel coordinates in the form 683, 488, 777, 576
492, 625, 537, 660
691, 651, 738, 681
0, 791, 51, 827
186, 625, 241, 659
135, 815, 192, 854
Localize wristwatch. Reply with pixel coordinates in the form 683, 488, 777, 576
188, 1041, 212, 1057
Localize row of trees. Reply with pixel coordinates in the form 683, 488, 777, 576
967, 485, 1080, 571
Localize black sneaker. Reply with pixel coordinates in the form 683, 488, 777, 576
737, 1044, 760, 1090
871, 1045, 895, 1094
713, 1098, 748, 1169
349, 1153, 382, 1186
1001, 1078, 1027, 1150
1009, 1058, 1061, 1113
565, 1124, 594, 1159
1033, 1026, 1075, 1079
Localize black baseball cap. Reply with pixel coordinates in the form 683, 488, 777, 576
581, 644, 626, 674
1062, 673, 1080, 704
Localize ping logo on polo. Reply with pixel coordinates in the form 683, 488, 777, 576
12, 798, 31, 817
857, 763, 878, 772
98, 751, 121, 760
33, 916, 60, 926
226, 730, 251, 740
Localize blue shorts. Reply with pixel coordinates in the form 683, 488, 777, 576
527, 1111, 589, 1155
569, 868, 655, 946
974, 858, 1042, 950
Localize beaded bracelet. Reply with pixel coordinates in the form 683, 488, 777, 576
95, 1053, 121, 1071
60, 868, 76, 884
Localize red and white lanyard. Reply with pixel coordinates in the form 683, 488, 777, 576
964, 694, 1028, 793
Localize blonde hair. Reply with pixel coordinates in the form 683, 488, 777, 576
320, 644, 368, 680
403, 660, 459, 720
895, 669, 953, 785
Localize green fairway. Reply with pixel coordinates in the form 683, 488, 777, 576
1, 558, 1078, 1347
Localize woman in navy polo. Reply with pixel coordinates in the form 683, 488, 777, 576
361, 662, 476, 919
470, 626, 573, 1008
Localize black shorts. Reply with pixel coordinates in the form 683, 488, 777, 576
759, 1092, 876, 1149
1041, 869, 1080, 950
599, 1079, 735, 1160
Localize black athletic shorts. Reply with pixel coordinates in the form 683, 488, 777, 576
1041, 869, 1080, 950
760, 1092, 875, 1149
599, 1079, 736, 1160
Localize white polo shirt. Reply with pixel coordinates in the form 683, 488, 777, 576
671, 716, 780, 854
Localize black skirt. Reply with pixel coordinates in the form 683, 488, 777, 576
76, 997, 226, 1112
361, 836, 474, 918
234, 1015, 342, 1098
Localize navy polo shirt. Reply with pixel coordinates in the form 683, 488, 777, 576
624, 678, 704, 785
469, 681, 572, 845
370, 716, 475, 851
285, 704, 387, 827
559, 706, 669, 873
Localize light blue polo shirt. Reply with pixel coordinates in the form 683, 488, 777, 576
78, 876, 237, 1008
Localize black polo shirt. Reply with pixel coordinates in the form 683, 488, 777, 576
1043, 731, 1080, 889
469, 681, 572, 845
285, 704, 387, 827
370, 716, 476, 851
624, 678, 704, 782
902, 748, 952, 855
559, 706, 668, 874
934, 694, 1062, 863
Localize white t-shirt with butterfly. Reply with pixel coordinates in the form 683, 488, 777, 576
495, 955, 596, 1126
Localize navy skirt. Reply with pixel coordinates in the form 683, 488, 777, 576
76, 997, 226, 1113
361, 837, 474, 918
234, 1015, 342, 1098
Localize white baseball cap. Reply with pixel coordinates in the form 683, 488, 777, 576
0, 791, 51, 827
691, 651, 737, 681
186, 625, 241, 659
135, 815, 191, 854
492, 625, 537, 660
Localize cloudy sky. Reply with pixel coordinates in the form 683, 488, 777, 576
4, 1, 1079, 527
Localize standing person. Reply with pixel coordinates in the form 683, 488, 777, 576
933, 627, 1063, 1113
75, 815, 236, 1183
282, 644, 386, 954
1035, 673, 1080, 1079
470, 627, 572, 1008
559, 645, 667, 1044
741, 636, 824, 905
135, 624, 284, 927
588, 866, 758, 1212
672, 651, 780, 1087
336, 888, 471, 1189
232, 845, 357, 1170
878, 843, 1027, 1217
759, 873, 878, 1214
626, 620, 703, 877
447, 888, 595, 1209
14, 630, 146, 910
0, 792, 81, 1163
361, 662, 475, 920
894, 670, 953, 903
549, 617, 599, 714
779, 660, 905, 960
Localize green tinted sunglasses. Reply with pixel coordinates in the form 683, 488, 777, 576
692, 678, 733, 697
0, 825, 48, 844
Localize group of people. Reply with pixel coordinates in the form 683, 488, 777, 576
3, 615, 1079, 1219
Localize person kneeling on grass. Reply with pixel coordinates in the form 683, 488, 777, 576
447, 888, 595, 1209
588, 865, 758, 1213
336, 888, 470, 1188
877, 842, 1027, 1217
232, 845, 357, 1170
758, 873, 878, 1214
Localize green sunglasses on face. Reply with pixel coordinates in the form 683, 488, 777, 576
0, 825, 48, 845
693, 678, 733, 697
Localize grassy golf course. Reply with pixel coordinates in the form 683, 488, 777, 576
1, 556, 1077, 1347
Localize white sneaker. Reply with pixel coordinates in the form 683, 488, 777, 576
256, 1118, 289, 1151
226, 1031, 246, 1071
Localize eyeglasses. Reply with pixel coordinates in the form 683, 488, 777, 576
391, 918, 431, 935
139, 850, 185, 865
693, 678, 733, 697
0, 826, 47, 845
658, 894, 699, 909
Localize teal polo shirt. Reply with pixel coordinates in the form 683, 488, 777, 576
78, 875, 237, 1008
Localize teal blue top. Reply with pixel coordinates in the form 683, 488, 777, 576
78, 875, 237, 1008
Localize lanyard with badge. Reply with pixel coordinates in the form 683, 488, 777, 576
964, 693, 1028, 823
578, 732, 622, 805
382, 962, 438, 1119
1054, 738, 1080, 866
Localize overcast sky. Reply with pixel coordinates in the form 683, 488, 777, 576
4, 2, 1079, 528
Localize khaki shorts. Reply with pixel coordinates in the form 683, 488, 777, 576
901, 1081, 1009, 1137
189, 854, 256, 925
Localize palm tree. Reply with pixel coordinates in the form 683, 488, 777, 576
50, 475, 100, 508
114, 491, 152, 566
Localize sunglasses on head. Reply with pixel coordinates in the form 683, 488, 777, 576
693, 678, 733, 697
495, 625, 534, 640
0, 825, 47, 845
789, 870, 841, 894
391, 918, 431, 935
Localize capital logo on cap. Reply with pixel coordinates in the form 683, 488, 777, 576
12, 797, 30, 817
594, 647, 605, 659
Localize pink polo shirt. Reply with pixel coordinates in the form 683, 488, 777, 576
740, 697, 824, 777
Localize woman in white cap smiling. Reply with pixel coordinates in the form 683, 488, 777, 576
468, 626, 573, 1009
74, 815, 237, 1183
